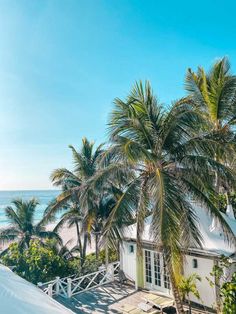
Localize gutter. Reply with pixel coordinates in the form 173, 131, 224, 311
122, 237, 232, 260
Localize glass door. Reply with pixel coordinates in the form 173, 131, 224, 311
144, 249, 171, 294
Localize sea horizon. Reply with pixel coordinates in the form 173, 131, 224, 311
0, 190, 61, 227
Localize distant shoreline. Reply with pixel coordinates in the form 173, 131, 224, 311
0, 222, 96, 254
0, 190, 62, 227
0, 189, 61, 192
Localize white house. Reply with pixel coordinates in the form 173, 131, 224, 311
119, 202, 236, 309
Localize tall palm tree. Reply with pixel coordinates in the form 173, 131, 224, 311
185, 57, 236, 132
85, 192, 118, 259
185, 57, 236, 195
44, 137, 105, 263
52, 205, 87, 266
90, 81, 236, 314
0, 198, 60, 253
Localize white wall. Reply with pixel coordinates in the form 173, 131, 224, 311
120, 241, 137, 281
184, 255, 216, 308
120, 241, 227, 309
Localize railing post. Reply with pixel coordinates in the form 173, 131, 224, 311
106, 263, 114, 282
67, 278, 72, 298
48, 283, 53, 297
55, 276, 60, 295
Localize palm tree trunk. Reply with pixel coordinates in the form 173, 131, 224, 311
105, 243, 109, 268
187, 295, 191, 314
81, 232, 88, 267
170, 277, 185, 314
164, 253, 185, 314
95, 234, 99, 259
75, 221, 82, 256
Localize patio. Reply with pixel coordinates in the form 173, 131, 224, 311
54, 282, 212, 314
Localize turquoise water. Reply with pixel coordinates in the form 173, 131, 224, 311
0, 190, 60, 227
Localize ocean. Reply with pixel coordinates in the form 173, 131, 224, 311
0, 190, 60, 227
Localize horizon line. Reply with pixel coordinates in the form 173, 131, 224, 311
0, 189, 61, 192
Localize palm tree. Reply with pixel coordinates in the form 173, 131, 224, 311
178, 274, 201, 313
44, 137, 105, 264
86, 192, 118, 259
90, 81, 236, 314
44, 238, 75, 260
52, 205, 87, 266
185, 57, 236, 194
0, 198, 60, 253
185, 57, 236, 132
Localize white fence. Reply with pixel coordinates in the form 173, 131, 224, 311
38, 261, 120, 299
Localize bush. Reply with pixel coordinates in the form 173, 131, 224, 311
1, 241, 118, 284
70, 248, 119, 275
207, 255, 236, 312
1, 240, 77, 284
221, 272, 236, 314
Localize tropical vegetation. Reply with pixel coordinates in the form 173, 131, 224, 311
0, 198, 60, 254
44, 139, 106, 265
207, 255, 236, 314
178, 273, 201, 313
1, 240, 75, 284
0, 57, 236, 314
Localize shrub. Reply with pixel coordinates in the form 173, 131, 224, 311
1, 240, 77, 284
1, 242, 118, 284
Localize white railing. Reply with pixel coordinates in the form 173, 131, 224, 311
70, 261, 120, 297
38, 261, 120, 299
38, 275, 69, 298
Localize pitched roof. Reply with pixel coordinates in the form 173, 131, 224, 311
0, 265, 74, 314
123, 202, 236, 256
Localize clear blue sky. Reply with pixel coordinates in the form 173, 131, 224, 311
1, 0, 236, 190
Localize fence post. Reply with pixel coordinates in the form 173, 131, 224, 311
106, 263, 114, 282
48, 283, 53, 297
55, 277, 60, 295
67, 278, 72, 298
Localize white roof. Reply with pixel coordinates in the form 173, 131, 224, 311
0, 265, 74, 314
123, 203, 236, 256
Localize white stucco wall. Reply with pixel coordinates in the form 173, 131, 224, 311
183, 254, 216, 308
120, 241, 234, 309
120, 241, 137, 281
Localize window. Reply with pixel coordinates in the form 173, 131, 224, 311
129, 245, 134, 253
154, 252, 161, 286
163, 259, 171, 290
192, 258, 198, 269
145, 250, 152, 283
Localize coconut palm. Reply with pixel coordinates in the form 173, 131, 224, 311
86, 192, 118, 259
0, 198, 60, 253
178, 274, 202, 313
52, 205, 88, 266
44, 138, 105, 263
44, 238, 75, 260
185, 57, 236, 131
90, 81, 236, 314
185, 57, 236, 195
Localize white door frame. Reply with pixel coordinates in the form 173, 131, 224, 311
143, 249, 171, 295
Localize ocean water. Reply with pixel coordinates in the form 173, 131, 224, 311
0, 190, 60, 227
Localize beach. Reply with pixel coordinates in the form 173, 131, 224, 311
0, 222, 96, 254
0, 190, 96, 254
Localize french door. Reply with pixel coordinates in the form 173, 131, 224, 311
144, 250, 171, 294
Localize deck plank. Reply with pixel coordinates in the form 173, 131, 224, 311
54, 282, 213, 314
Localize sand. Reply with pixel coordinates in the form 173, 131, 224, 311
0, 223, 96, 254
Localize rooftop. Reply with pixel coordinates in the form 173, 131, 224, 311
123, 202, 236, 256
0, 265, 73, 314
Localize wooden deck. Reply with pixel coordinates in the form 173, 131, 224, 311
55, 282, 213, 314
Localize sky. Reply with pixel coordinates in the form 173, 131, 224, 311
1, 0, 236, 190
